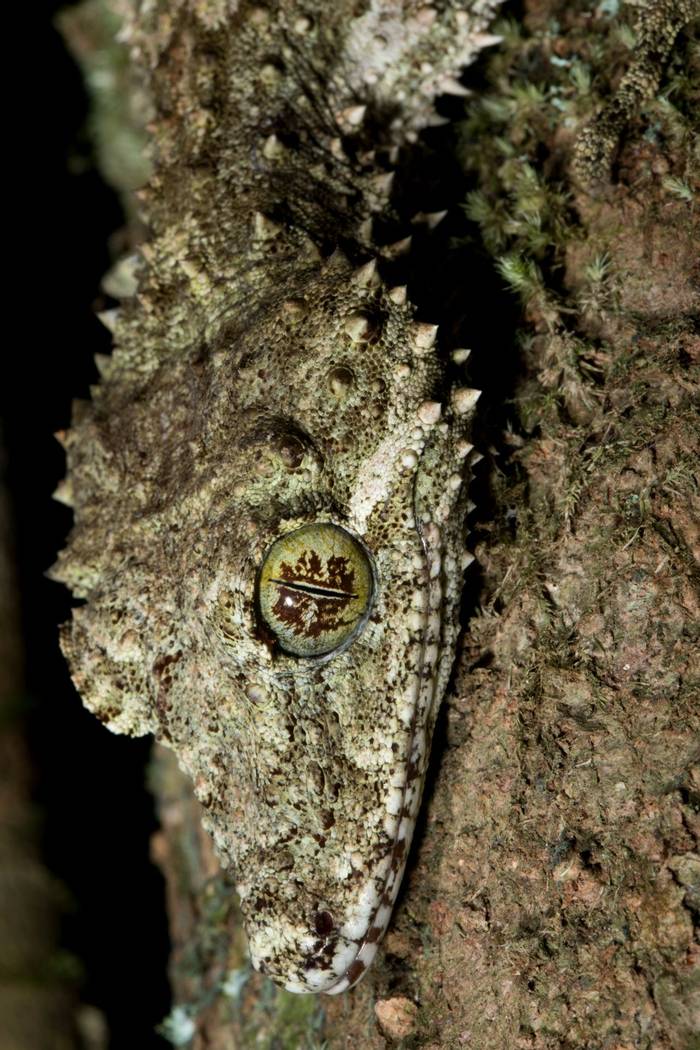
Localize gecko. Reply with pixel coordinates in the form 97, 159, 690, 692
52, 0, 503, 994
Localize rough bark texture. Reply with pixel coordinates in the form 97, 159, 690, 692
60, 0, 699, 1046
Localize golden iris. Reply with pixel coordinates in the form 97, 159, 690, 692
257, 523, 374, 657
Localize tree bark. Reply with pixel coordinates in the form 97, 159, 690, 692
61, 1, 699, 1046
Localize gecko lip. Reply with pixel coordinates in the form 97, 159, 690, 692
242, 653, 436, 993
248, 842, 412, 995
244, 499, 447, 995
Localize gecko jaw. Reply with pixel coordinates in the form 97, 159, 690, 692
242, 430, 458, 995
274, 796, 419, 995
318, 846, 412, 996
249, 651, 436, 996
276, 539, 441, 995
317, 530, 442, 995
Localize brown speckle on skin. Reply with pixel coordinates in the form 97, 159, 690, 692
313, 910, 335, 936
346, 959, 366, 986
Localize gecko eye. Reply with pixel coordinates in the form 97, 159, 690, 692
257, 523, 374, 657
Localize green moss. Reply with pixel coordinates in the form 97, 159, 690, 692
458, 1, 698, 303
240, 984, 326, 1050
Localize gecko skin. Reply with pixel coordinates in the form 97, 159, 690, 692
52, 0, 501, 994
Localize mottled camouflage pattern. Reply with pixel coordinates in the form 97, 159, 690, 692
53, 0, 501, 992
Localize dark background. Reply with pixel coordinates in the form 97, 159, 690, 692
3, 3, 171, 1045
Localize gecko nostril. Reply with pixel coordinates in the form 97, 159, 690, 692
313, 910, 335, 937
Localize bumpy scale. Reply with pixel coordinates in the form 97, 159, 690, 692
52, 0, 501, 994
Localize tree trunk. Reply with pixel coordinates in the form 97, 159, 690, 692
60, 1, 699, 1046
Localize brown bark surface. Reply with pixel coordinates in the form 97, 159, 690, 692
61, 1, 699, 1047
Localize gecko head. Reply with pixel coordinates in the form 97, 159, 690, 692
211, 496, 450, 995
53, 251, 479, 993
